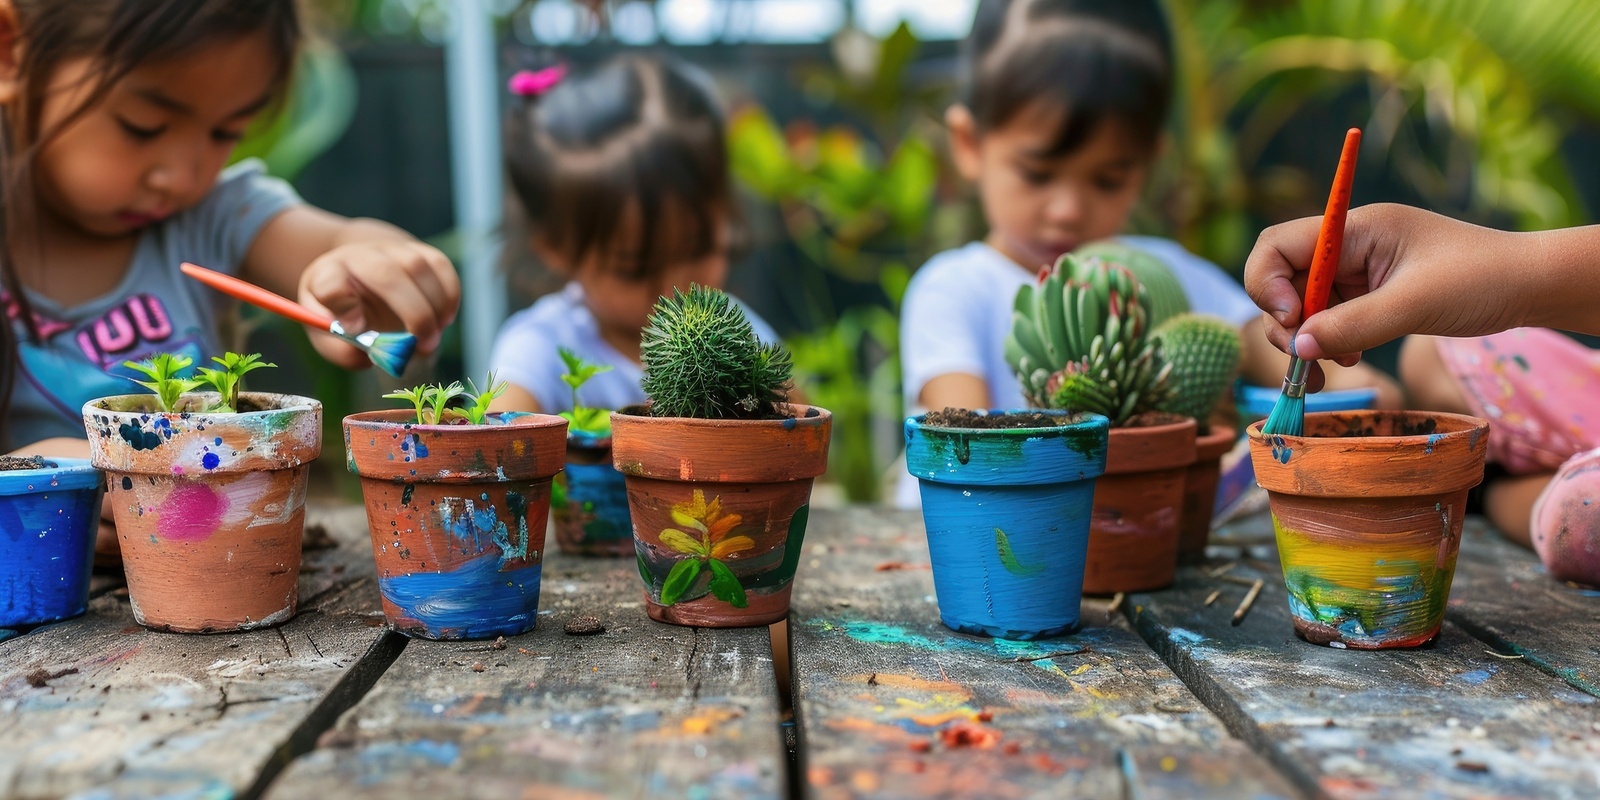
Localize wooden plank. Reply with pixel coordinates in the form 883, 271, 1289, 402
0, 504, 400, 800
1447, 518, 1600, 698
1126, 514, 1600, 800
791, 508, 1298, 800
265, 547, 785, 799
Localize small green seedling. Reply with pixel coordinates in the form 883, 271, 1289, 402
558, 347, 613, 435
429, 381, 465, 424
195, 352, 276, 413
382, 385, 431, 425
124, 354, 203, 412
461, 372, 508, 425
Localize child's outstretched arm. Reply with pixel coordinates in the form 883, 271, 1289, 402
1246, 203, 1600, 371
242, 207, 462, 370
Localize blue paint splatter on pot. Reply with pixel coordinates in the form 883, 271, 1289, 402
379, 553, 542, 639
201, 452, 220, 470
118, 423, 162, 451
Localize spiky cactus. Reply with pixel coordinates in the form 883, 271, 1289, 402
1005, 253, 1172, 426
1154, 313, 1242, 434
1074, 241, 1189, 329
640, 285, 792, 419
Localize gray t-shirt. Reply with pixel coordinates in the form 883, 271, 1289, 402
3, 159, 300, 449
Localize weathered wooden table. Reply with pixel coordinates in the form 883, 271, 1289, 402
3, 504, 1597, 799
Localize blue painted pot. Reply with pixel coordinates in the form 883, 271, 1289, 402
0, 458, 104, 627
552, 431, 633, 557
905, 411, 1110, 640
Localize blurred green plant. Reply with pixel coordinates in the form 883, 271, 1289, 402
730, 22, 952, 503
1155, 0, 1600, 269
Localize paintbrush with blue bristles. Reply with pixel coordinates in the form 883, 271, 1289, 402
1262, 128, 1361, 438
180, 262, 418, 377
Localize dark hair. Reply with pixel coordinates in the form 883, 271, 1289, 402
962, 0, 1172, 158
503, 54, 730, 282
0, 0, 301, 445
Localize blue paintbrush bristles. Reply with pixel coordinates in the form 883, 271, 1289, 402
1261, 354, 1312, 437
364, 331, 417, 377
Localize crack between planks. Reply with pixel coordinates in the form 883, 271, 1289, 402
685, 627, 703, 704
1445, 610, 1600, 700
1119, 602, 1323, 800
239, 629, 409, 800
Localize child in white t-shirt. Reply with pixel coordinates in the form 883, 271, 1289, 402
489, 56, 776, 415
896, 0, 1400, 507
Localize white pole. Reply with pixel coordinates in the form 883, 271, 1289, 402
445, 0, 504, 380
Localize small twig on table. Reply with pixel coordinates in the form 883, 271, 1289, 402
1231, 579, 1264, 626
1203, 590, 1221, 607
1216, 574, 1260, 588
1483, 650, 1525, 660
1206, 562, 1238, 578
1011, 646, 1090, 663
1107, 592, 1125, 615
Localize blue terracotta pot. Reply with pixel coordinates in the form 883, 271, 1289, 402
552, 431, 633, 557
905, 411, 1109, 640
0, 458, 104, 627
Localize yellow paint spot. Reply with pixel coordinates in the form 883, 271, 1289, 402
512, 439, 525, 456
1070, 663, 1092, 676
682, 717, 713, 734
1161, 756, 1177, 772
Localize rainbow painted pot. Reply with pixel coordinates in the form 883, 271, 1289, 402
551, 431, 632, 557
1248, 411, 1489, 649
85, 393, 321, 633
344, 410, 567, 640
905, 411, 1109, 640
0, 458, 104, 627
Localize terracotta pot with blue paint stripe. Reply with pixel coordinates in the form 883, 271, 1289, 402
344, 410, 567, 640
0, 458, 104, 627
905, 410, 1110, 640
551, 431, 632, 557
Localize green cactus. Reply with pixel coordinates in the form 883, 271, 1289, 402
1154, 313, 1242, 434
640, 285, 793, 419
1073, 241, 1190, 329
1005, 253, 1172, 426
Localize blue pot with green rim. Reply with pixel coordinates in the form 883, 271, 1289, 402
552, 430, 633, 557
0, 457, 105, 627
905, 410, 1109, 640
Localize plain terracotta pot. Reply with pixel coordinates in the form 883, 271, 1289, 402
1248, 411, 1490, 649
84, 393, 321, 633
551, 430, 632, 557
344, 410, 567, 640
1083, 415, 1196, 594
1178, 425, 1236, 565
612, 405, 831, 628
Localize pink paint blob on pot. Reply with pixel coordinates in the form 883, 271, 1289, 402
158, 482, 227, 542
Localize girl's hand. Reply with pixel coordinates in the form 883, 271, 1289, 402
297, 240, 461, 369
1244, 203, 1542, 364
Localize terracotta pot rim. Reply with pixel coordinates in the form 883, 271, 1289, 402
612, 403, 832, 429
0, 457, 101, 493
907, 409, 1106, 436
1245, 410, 1487, 445
1108, 417, 1197, 438
85, 392, 320, 417
343, 408, 568, 432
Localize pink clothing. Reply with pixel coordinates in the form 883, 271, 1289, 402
1434, 328, 1600, 474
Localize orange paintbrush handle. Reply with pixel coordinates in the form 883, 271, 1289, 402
1303, 128, 1361, 320
180, 262, 335, 332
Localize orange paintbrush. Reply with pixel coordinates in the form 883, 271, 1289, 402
180, 262, 417, 377
1262, 127, 1361, 437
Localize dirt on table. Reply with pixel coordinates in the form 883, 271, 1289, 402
921, 408, 1074, 430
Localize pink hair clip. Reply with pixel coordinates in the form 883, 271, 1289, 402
509, 64, 567, 97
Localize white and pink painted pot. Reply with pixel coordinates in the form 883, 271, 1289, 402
84, 392, 321, 633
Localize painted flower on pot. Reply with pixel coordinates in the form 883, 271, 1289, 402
655, 490, 754, 608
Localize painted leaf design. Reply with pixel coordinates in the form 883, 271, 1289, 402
711, 535, 756, 559
637, 553, 654, 590
660, 558, 703, 606
995, 528, 1046, 576
659, 528, 705, 556
707, 559, 749, 609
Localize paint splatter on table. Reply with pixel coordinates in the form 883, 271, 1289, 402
789, 508, 1297, 799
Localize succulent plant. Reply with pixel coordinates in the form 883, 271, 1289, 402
1154, 313, 1242, 434
1073, 241, 1190, 329
1005, 253, 1173, 426
640, 285, 793, 419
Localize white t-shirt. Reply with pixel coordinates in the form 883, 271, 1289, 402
894, 235, 1258, 507
489, 282, 780, 414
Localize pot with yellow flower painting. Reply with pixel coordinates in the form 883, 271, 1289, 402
611, 287, 831, 627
